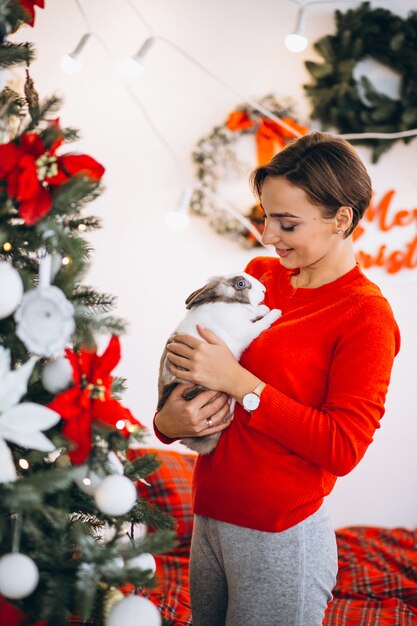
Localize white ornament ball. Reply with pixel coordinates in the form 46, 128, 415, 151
73, 464, 103, 495
41, 356, 73, 393
94, 475, 137, 516
0, 553, 39, 599
0, 262, 24, 319
127, 553, 156, 576
106, 595, 161, 626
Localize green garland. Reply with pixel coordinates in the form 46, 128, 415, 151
304, 2, 417, 162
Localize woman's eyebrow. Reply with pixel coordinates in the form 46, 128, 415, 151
260, 204, 301, 218
270, 212, 302, 218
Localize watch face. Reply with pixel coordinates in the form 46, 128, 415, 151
243, 392, 260, 411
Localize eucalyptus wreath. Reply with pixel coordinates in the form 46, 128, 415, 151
304, 2, 417, 162
190, 95, 306, 247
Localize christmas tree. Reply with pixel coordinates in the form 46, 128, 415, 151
0, 2, 174, 625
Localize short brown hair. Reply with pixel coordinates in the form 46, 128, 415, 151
250, 131, 372, 237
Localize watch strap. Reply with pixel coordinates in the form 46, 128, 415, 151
252, 381, 266, 397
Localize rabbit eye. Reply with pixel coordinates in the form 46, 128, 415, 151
235, 278, 247, 290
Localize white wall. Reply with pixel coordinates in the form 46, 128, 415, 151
11, 0, 417, 529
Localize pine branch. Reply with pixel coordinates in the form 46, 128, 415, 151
50, 178, 103, 217
62, 214, 102, 231
0, 41, 34, 68
75, 312, 128, 338
123, 453, 161, 482
128, 497, 175, 531
111, 375, 128, 399
71, 286, 117, 313
62, 127, 81, 143
20, 94, 62, 133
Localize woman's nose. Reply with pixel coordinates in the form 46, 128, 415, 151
261, 221, 278, 246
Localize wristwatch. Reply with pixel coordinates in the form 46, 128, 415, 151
242, 381, 265, 413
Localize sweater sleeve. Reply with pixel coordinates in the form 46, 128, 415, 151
247, 296, 400, 477
153, 412, 178, 444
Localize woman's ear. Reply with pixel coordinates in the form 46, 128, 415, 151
336, 206, 353, 234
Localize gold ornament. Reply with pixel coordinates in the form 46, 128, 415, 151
102, 587, 124, 621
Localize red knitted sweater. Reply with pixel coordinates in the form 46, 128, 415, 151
157, 257, 401, 532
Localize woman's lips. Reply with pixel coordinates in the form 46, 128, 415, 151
275, 248, 293, 258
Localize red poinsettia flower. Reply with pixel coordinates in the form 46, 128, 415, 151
0, 120, 105, 225
18, 0, 45, 27
0, 596, 47, 626
48, 336, 144, 464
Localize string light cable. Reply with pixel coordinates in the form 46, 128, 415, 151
123, 35, 304, 138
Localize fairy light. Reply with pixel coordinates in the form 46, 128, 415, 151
116, 420, 126, 430
285, 5, 308, 52
60, 33, 92, 74
82, 477, 92, 486
165, 186, 193, 232
19, 459, 30, 470
77, 224, 87, 232
61, 256, 71, 266
3, 242, 12, 252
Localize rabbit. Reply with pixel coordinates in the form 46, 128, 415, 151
157, 272, 281, 454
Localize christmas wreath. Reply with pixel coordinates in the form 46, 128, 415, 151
190, 95, 307, 247
304, 2, 417, 162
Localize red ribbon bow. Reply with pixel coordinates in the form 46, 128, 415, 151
226, 110, 308, 165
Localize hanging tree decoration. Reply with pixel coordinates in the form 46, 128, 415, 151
0, 346, 61, 483
48, 336, 145, 464
14, 247, 75, 357
304, 1, 417, 162
190, 94, 307, 247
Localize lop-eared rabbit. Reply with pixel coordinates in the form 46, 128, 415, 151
158, 273, 281, 454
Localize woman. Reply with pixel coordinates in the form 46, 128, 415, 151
154, 132, 400, 626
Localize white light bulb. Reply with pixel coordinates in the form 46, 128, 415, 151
165, 211, 190, 231
120, 56, 144, 77
60, 54, 82, 74
116, 420, 126, 430
284, 33, 308, 53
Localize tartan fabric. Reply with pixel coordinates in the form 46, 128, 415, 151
324, 526, 417, 626
128, 447, 196, 554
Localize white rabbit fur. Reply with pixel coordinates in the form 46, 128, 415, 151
157, 272, 281, 454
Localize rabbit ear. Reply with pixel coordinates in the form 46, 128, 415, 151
185, 279, 219, 309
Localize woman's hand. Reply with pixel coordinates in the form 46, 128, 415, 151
166, 325, 261, 401
166, 325, 244, 395
154, 382, 232, 439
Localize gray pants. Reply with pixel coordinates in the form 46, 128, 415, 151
189, 506, 338, 626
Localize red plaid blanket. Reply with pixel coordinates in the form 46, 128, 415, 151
324, 526, 417, 626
